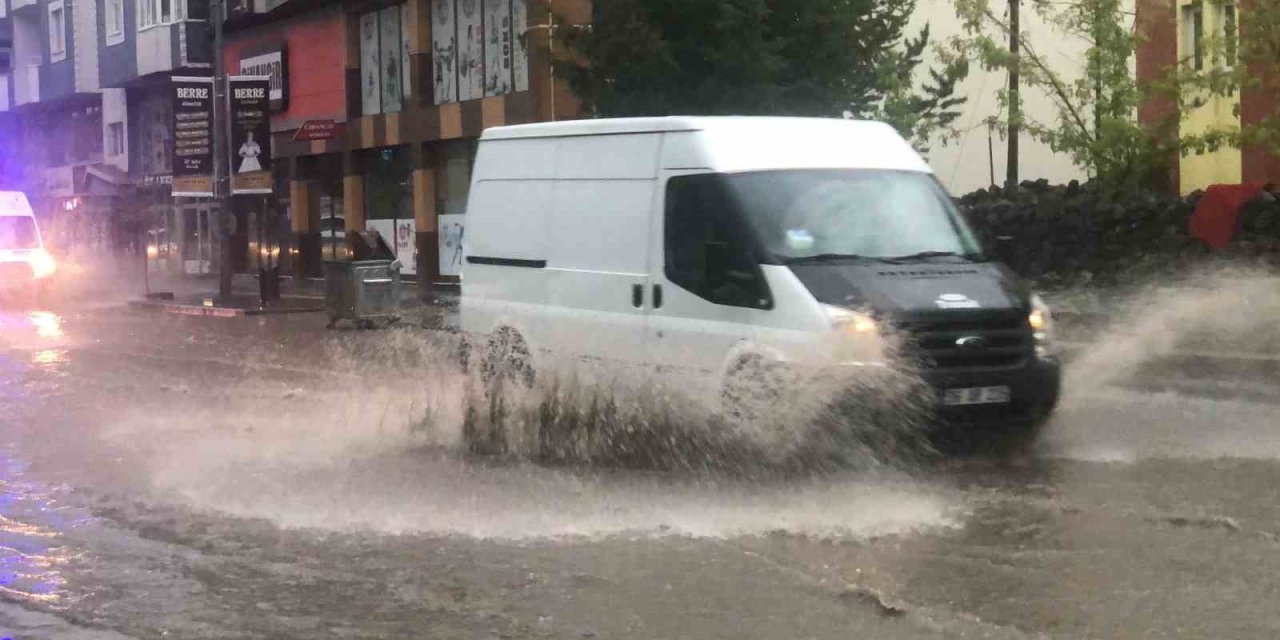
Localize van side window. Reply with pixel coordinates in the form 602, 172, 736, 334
665, 175, 772, 310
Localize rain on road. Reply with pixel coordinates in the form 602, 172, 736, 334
0, 286, 1279, 640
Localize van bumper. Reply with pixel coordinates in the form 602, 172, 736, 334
920, 355, 1062, 422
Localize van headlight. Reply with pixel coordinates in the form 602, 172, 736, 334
30, 249, 57, 280
1029, 293, 1053, 356
823, 304, 878, 335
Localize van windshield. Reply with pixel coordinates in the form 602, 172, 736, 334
0, 216, 41, 250
713, 169, 983, 263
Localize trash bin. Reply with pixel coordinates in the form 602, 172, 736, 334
324, 231, 402, 329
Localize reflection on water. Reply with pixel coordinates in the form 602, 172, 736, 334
31, 349, 67, 366
28, 311, 65, 340
0, 455, 77, 607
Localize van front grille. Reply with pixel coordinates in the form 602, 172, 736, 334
894, 311, 1032, 370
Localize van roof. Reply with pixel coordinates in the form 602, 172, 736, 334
0, 191, 34, 217
480, 117, 931, 174
482, 116, 897, 141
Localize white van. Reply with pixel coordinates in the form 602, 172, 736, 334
461, 117, 1060, 426
0, 191, 57, 294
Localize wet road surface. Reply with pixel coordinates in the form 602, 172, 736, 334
1, 294, 1279, 639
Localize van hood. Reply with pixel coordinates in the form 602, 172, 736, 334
787, 261, 1031, 317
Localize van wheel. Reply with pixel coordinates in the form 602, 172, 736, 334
480, 327, 535, 388
720, 354, 791, 428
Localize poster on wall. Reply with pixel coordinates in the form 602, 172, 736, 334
432, 0, 458, 104
512, 0, 529, 92
439, 213, 465, 277
395, 219, 417, 275
458, 0, 484, 101
360, 12, 382, 115
483, 0, 513, 97
401, 3, 413, 103
170, 76, 214, 197
227, 76, 273, 194
379, 6, 403, 113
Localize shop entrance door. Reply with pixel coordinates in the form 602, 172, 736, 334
182, 206, 214, 275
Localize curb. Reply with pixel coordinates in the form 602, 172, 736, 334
129, 300, 324, 317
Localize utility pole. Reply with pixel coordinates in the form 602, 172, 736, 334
1006, 0, 1020, 192
213, 0, 233, 301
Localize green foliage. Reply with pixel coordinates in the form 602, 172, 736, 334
943, 0, 1167, 188
552, 0, 969, 149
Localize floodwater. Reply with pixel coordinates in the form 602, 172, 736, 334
0, 270, 1278, 638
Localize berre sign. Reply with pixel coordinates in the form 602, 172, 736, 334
171, 76, 215, 197
227, 76, 273, 195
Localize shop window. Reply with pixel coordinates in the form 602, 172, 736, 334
48, 1, 66, 63
359, 4, 411, 116
437, 140, 476, 215
664, 175, 772, 310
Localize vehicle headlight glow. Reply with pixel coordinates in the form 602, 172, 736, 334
30, 249, 57, 279
823, 304, 878, 335
1029, 293, 1053, 355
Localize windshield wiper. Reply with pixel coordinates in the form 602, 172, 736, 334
883, 250, 986, 263
783, 253, 902, 266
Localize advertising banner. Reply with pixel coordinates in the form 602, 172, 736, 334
239, 45, 289, 113
512, 0, 529, 92
379, 6, 403, 113
360, 12, 382, 114
457, 0, 484, 101
483, 0, 513, 97
171, 76, 214, 197
227, 76, 273, 195
439, 213, 465, 277
395, 219, 417, 275
432, 0, 458, 104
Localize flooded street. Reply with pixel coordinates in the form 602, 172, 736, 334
1, 297, 1279, 639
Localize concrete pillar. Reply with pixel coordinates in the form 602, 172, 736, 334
288, 176, 321, 277
343, 151, 366, 233
411, 143, 439, 295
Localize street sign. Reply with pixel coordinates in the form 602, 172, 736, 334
292, 119, 343, 142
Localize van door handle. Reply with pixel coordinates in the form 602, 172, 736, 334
652, 284, 663, 309
632, 283, 644, 308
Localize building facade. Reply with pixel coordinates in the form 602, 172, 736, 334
224, 0, 586, 287
0, 0, 215, 269
1137, 0, 1280, 194
0, 0, 585, 289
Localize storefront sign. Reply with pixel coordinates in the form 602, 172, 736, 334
143, 174, 173, 187
439, 213, 465, 277
239, 46, 289, 113
171, 76, 215, 197
292, 119, 343, 141
227, 76, 273, 195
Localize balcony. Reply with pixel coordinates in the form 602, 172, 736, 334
13, 63, 39, 106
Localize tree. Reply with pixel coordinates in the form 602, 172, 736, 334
942, 0, 1171, 189
550, 0, 969, 150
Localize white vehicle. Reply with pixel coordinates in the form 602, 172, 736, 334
0, 191, 57, 296
460, 117, 1060, 425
